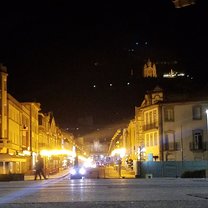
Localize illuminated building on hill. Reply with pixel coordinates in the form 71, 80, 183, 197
143, 58, 157, 78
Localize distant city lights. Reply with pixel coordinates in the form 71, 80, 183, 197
163, 69, 186, 78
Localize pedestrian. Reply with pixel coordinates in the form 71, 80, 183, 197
34, 155, 47, 180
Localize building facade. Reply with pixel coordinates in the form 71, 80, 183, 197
143, 58, 157, 78
108, 85, 208, 172
135, 86, 208, 162
0, 64, 84, 175
0, 65, 27, 173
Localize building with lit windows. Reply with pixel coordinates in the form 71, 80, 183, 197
135, 86, 208, 162
0, 64, 42, 174
126, 121, 137, 160
7, 94, 31, 173
143, 58, 157, 78
38, 114, 79, 174
107, 84, 208, 177
0, 64, 81, 176
21, 102, 41, 171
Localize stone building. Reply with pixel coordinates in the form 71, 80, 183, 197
0, 64, 78, 175
135, 86, 208, 162
143, 58, 157, 78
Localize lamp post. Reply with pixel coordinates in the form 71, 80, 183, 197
180, 125, 183, 162
205, 110, 208, 135
205, 110, 208, 154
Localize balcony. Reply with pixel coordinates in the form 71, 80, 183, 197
143, 122, 158, 131
163, 142, 180, 151
189, 142, 207, 152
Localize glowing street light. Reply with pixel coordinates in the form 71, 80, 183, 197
111, 148, 126, 158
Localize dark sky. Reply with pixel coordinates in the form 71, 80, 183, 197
0, 0, 207, 136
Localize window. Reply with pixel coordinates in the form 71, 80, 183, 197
192, 105, 202, 120
150, 133, 153, 146
146, 134, 149, 147
145, 133, 157, 147
154, 132, 158, 146
164, 131, 175, 150
164, 107, 174, 121
193, 129, 203, 149
38, 115, 43, 125
144, 110, 158, 130
149, 112, 152, 124
153, 110, 157, 124
145, 112, 148, 125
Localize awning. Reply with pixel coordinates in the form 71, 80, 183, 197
0, 154, 26, 162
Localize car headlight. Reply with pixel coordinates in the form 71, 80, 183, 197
79, 167, 86, 175
70, 169, 77, 175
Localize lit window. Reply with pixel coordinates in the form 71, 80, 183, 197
154, 132, 158, 146
150, 133, 153, 146
153, 110, 156, 121
146, 134, 149, 147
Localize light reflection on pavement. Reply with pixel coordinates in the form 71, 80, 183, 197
0, 178, 208, 207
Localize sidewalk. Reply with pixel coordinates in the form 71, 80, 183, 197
96, 166, 135, 179
24, 168, 70, 181
24, 167, 135, 180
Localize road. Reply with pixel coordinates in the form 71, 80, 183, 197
0, 175, 208, 207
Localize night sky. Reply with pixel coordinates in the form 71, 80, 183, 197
0, 1, 207, 137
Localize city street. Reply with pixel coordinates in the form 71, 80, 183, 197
0, 175, 208, 208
